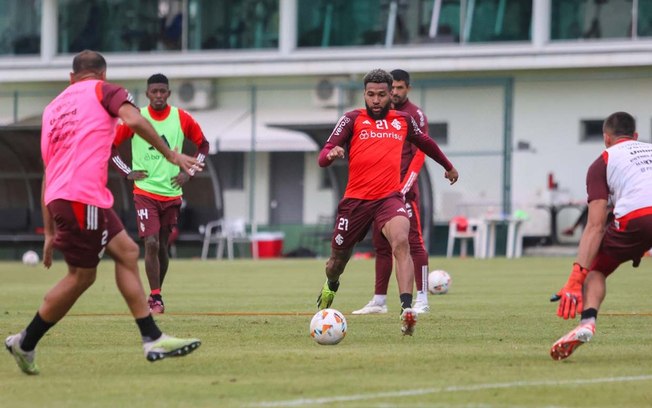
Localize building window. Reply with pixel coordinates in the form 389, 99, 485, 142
551, 0, 632, 40
580, 120, 604, 142
188, 0, 279, 50
297, 0, 532, 48
213, 152, 244, 190
58, 0, 164, 53
465, 0, 532, 42
57, 0, 279, 53
429, 122, 449, 145
638, 1, 652, 37
0, 0, 41, 55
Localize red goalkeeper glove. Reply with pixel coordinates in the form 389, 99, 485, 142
549, 263, 588, 319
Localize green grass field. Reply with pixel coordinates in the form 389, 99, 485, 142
2, 256, 652, 407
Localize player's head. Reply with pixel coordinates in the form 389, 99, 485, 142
70, 50, 107, 84
363, 69, 393, 120
390, 69, 411, 107
146, 73, 171, 111
603, 111, 637, 147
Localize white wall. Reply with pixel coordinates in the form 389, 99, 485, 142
303, 152, 336, 224
7, 68, 652, 237
512, 70, 652, 235
420, 85, 505, 222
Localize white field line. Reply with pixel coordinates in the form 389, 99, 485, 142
250, 375, 652, 407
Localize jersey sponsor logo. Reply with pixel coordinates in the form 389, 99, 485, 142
410, 116, 423, 135
391, 118, 402, 130
362, 119, 371, 125
331, 115, 351, 138
148, 134, 171, 150
416, 110, 426, 128
335, 233, 344, 246
358, 129, 403, 141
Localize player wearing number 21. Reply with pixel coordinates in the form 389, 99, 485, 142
315, 69, 458, 336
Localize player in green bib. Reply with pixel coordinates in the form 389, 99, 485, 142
111, 74, 209, 314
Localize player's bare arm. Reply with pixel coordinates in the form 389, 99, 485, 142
127, 170, 148, 181
574, 198, 608, 268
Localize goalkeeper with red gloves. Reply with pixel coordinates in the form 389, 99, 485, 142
550, 111, 652, 360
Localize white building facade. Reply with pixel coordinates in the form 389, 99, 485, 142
2, 0, 652, 249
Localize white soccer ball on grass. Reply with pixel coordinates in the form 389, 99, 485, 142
310, 308, 347, 345
22, 250, 40, 267
428, 269, 451, 295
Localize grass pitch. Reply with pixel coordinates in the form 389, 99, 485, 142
1, 256, 652, 407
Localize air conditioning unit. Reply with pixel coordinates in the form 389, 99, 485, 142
176, 80, 216, 111
313, 78, 351, 109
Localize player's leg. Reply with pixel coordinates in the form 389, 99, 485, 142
318, 246, 353, 309
317, 198, 370, 310
5, 263, 97, 375
106, 210, 200, 361
134, 195, 164, 313
551, 218, 652, 360
382, 215, 413, 306
143, 234, 165, 313
108, 229, 150, 318
377, 194, 416, 335
156, 199, 180, 291
7, 201, 103, 375
407, 199, 430, 313
158, 228, 171, 286
353, 223, 391, 314
550, 270, 608, 360
382, 214, 417, 335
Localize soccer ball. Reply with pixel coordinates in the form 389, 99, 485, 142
310, 308, 347, 345
22, 250, 39, 267
428, 269, 451, 295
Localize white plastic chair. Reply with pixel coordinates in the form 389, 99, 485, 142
446, 216, 485, 258
201, 218, 256, 260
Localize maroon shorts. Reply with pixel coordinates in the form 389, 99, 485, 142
372, 196, 425, 252
133, 194, 182, 239
47, 200, 124, 268
332, 192, 408, 251
591, 214, 652, 276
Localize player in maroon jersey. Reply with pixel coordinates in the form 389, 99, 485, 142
316, 69, 458, 335
353, 69, 433, 316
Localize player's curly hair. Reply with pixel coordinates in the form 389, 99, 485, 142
363, 69, 393, 90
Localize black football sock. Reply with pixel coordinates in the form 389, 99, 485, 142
21, 312, 56, 352
399, 293, 413, 311
581, 308, 598, 321
136, 314, 163, 343
327, 280, 340, 292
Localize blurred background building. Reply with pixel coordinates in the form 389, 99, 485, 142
2, 0, 652, 258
